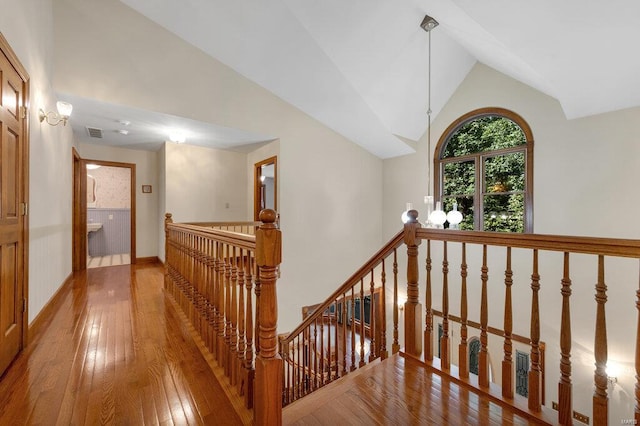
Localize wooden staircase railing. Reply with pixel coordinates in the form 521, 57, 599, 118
281, 209, 640, 425
164, 210, 281, 425
166, 207, 640, 425
279, 230, 405, 405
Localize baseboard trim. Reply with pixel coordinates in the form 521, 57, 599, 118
28, 272, 74, 344
137, 256, 160, 264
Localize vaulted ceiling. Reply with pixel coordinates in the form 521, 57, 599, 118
66, 0, 640, 158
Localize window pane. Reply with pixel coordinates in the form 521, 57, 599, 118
443, 116, 526, 158
484, 152, 525, 193
443, 196, 474, 230
483, 193, 524, 232
443, 161, 475, 196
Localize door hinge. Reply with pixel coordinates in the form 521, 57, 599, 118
20, 106, 27, 119
20, 202, 28, 216
22, 299, 27, 313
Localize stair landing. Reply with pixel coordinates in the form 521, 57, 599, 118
283, 353, 548, 425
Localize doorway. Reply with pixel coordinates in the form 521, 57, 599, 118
0, 34, 29, 377
254, 156, 277, 220
72, 156, 136, 271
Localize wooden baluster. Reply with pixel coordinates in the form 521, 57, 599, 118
320, 309, 325, 385
342, 294, 348, 374
206, 238, 215, 354
224, 245, 232, 376
199, 236, 205, 341
237, 249, 247, 397
253, 209, 282, 426
369, 270, 376, 362
296, 335, 301, 399
479, 245, 489, 388
404, 209, 422, 358
359, 278, 366, 367
254, 262, 261, 360
282, 341, 289, 406
528, 249, 541, 411
292, 336, 300, 401
392, 249, 400, 354
244, 253, 254, 408
635, 264, 640, 425
502, 247, 514, 399
351, 286, 357, 371
459, 243, 468, 378
593, 255, 608, 425
230, 247, 238, 386
306, 325, 311, 393
216, 242, 225, 364
441, 241, 450, 370
425, 240, 433, 362
558, 252, 573, 425
313, 319, 318, 390
328, 303, 333, 380
380, 260, 388, 360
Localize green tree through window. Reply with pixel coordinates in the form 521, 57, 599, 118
435, 108, 533, 232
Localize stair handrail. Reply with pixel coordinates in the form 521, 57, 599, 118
415, 228, 640, 257
280, 230, 404, 346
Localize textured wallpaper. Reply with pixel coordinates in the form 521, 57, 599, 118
88, 166, 131, 209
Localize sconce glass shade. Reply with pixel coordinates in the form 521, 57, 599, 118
56, 101, 73, 118
39, 101, 73, 126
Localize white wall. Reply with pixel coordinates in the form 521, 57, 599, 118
1, 0, 75, 323
79, 143, 159, 258
54, 0, 385, 332
383, 63, 640, 420
164, 142, 248, 224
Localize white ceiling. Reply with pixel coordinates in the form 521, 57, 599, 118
62, 93, 275, 152
68, 0, 640, 158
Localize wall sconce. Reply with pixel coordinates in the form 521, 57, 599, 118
39, 101, 73, 126
606, 363, 619, 388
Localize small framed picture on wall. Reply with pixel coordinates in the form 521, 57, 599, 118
142, 185, 152, 193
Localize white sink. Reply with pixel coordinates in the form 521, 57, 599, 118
87, 222, 102, 233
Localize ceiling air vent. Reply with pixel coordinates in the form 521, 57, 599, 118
86, 127, 103, 138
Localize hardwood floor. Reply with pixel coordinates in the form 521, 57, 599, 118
87, 253, 131, 269
282, 354, 547, 425
0, 264, 243, 425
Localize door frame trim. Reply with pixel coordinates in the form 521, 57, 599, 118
253, 156, 277, 220
0, 32, 30, 349
73, 157, 137, 268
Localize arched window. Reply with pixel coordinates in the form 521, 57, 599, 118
434, 108, 533, 232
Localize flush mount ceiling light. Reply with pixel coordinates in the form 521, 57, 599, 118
117, 129, 130, 135
39, 101, 73, 126
118, 120, 131, 126
168, 131, 186, 143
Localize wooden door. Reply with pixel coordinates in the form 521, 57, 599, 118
0, 35, 28, 377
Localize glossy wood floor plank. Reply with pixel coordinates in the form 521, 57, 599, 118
282, 353, 547, 425
0, 264, 243, 426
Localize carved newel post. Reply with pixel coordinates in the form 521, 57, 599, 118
164, 213, 173, 290
254, 209, 283, 425
404, 210, 423, 358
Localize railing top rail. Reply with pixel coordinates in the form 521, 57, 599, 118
281, 230, 404, 345
416, 228, 640, 258
167, 222, 256, 251
185, 221, 261, 227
